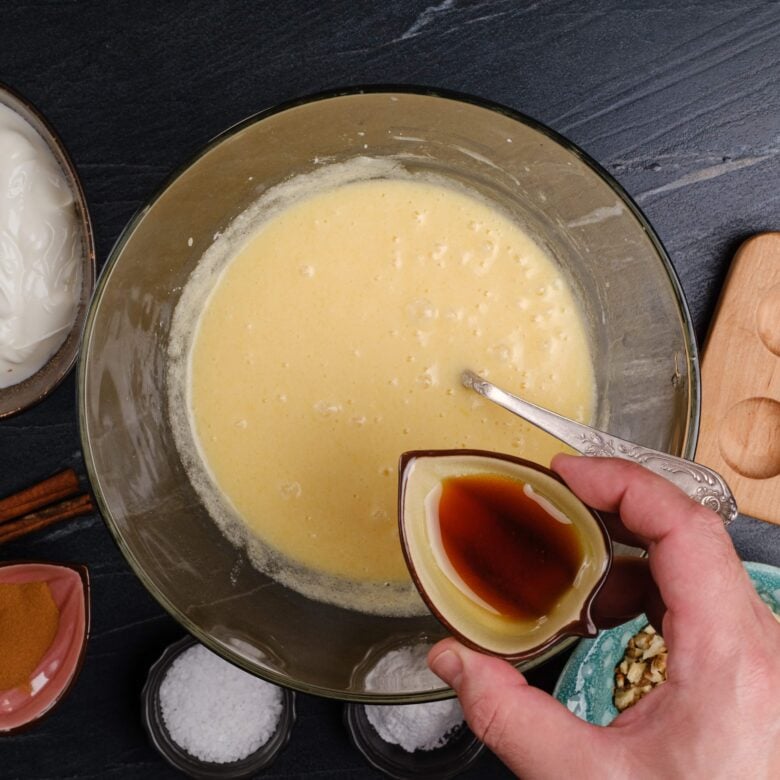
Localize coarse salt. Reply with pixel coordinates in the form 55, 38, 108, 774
159, 644, 283, 763
364, 645, 464, 752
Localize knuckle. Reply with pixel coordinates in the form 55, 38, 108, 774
691, 504, 724, 530
617, 458, 650, 478
693, 506, 736, 557
467, 693, 511, 751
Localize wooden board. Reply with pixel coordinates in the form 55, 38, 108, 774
697, 233, 780, 524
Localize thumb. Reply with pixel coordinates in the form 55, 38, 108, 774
429, 639, 616, 778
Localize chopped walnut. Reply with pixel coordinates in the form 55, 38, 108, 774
613, 608, 779, 713
613, 624, 668, 712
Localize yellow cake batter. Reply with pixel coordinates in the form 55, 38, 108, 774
170, 162, 595, 616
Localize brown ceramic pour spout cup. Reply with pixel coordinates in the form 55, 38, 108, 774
398, 450, 652, 662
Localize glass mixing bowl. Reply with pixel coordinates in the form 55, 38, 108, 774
78, 88, 698, 702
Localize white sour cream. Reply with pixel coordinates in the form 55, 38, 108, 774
0, 103, 81, 389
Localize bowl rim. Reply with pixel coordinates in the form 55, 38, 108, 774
77, 85, 701, 702
0, 80, 96, 418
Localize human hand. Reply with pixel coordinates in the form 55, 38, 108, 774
428, 455, 780, 779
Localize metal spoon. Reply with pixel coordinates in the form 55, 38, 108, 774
461, 369, 737, 525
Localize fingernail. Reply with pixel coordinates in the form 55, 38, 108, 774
430, 649, 463, 690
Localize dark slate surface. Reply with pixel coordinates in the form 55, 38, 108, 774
1, 2, 779, 777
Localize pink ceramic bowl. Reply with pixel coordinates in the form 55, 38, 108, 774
0, 561, 90, 733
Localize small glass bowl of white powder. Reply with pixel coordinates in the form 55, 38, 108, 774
142, 636, 296, 778
344, 643, 484, 779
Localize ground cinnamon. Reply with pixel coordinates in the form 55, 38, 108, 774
0, 582, 60, 690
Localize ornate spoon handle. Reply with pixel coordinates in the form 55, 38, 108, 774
462, 370, 737, 525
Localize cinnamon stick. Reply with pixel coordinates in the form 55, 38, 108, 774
0, 469, 80, 524
0, 494, 95, 545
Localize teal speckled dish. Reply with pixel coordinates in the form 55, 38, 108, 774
553, 561, 780, 726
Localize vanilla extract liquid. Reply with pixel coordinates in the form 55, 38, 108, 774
437, 474, 584, 621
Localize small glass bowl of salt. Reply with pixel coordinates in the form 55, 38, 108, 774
344, 642, 484, 779
142, 636, 295, 778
